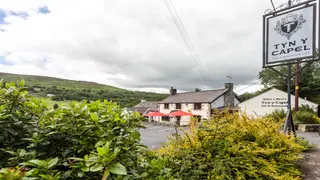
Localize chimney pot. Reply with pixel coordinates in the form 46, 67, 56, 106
170, 87, 177, 96
225, 83, 234, 90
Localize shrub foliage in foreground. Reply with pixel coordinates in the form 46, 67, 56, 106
0, 80, 47, 167
0, 80, 152, 179
157, 112, 306, 180
0, 80, 312, 179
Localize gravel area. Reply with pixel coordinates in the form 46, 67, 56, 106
297, 132, 320, 180
297, 149, 320, 180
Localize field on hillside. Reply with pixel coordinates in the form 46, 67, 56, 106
0, 72, 169, 108
44, 98, 71, 108
0, 72, 124, 91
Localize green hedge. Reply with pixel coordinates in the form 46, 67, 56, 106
0, 80, 150, 179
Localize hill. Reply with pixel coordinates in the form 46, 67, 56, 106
0, 72, 168, 108
0, 72, 124, 91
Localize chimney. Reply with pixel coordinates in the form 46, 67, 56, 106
224, 83, 234, 107
170, 87, 177, 96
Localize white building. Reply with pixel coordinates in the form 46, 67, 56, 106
158, 83, 240, 126
237, 88, 319, 117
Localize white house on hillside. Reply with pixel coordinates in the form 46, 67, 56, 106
157, 83, 240, 126
237, 88, 319, 117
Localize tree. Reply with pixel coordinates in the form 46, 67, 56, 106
238, 88, 271, 102
259, 61, 320, 103
195, 88, 201, 92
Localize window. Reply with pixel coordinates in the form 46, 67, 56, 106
162, 116, 170, 122
194, 103, 201, 110
175, 103, 181, 109
164, 103, 169, 109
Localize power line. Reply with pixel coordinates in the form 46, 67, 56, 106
164, 0, 210, 85
166, 0, 209, 79
234, 80, 261, 93
163, 0, 212, 88
167, 0, 212, 87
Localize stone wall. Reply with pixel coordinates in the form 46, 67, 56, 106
297, 124, 320, 132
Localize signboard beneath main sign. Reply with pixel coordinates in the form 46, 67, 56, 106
263, 4, 317, 66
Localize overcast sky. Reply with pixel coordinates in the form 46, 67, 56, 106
0, 0, 288, 94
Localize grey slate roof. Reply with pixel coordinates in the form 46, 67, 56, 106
126, 107, 150, 114
127, 101, 159, 114
160, 89, 228, 103
134, 101, 159, 109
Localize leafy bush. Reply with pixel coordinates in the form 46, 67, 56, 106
296, 104, 316, 114
157, 111, 305, 179
0, 80, 47, 167
265, 109, 286, 123
26, 99, 147, 179
0, 80, 152, 179
266, 105, 320, 125
293, 110, 320, 124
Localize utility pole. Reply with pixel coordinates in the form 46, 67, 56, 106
295, 63, 300, 111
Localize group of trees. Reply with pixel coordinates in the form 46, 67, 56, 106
28, 85, 168, 108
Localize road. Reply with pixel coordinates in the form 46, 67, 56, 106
139, 123, 320, 149
139, 123, 187, 149
297, 132, 320, 148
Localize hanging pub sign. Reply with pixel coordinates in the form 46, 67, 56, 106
263, 1, 319, 67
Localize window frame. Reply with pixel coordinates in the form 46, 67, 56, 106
194, 103, 202, 110
164, 103, 169, 109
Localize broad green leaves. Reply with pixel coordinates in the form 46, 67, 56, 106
69, 141, 127, 178
0, 79, 152, 179
0, 80, 47, 167
48, 158, 59, 169
19, 79, 25, 87
90, 112, 99, 122
109, 162, 127, 175
22, 157, 58, 170
90, 164, 103, 172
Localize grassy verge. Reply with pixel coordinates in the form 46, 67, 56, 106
43, 98, 71, 108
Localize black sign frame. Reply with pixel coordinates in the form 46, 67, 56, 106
262, 0, 319, 68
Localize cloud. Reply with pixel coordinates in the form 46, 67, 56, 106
0, 0, 283, 93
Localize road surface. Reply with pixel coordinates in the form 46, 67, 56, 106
139, 123, 183, 149
139, 123, 320, 150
